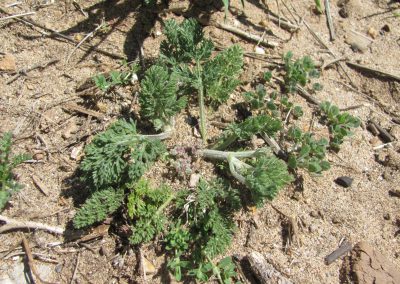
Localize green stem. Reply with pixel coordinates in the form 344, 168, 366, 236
212, 134, 238, 150
199, 149, 260, 160
195, 60, 207, 143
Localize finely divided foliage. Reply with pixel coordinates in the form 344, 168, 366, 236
0, 132, 30, 211
76, 18, 360, 283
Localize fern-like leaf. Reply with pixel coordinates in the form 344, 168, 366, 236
73, 187, 124, 229
160, 19, 214, 64
140, 65, 187, 130
80, 119, 166, 189
245, 154, 293, 206
203, 45, 243, 105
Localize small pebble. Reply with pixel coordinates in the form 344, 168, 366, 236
367, 27, 378, 39
254, 46, 265, 55
310, 210, 319, 218
383, 213, 391, 220
331, 217, 342, 224
55, 263, 63, 273
335, 176, 353, 188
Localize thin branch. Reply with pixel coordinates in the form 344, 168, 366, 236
0, 215, 64, 235
346, 62, 400, 82
6, 59, 59, 84
324, 0, 335, 41
0, 11, 35, 21
66, 21, 105, 62
22, 236, 57, 284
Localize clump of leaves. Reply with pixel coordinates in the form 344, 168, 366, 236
286, 127, 330, 173
127, 178, 173, 244
94, 62, 139, 92
165, 179, 240, 283
320, 101, 361, 150
213, 114, 282, 150
73, 120, 166, 229
0, 132, 30, 211
243, 84, 304, 120
73, 187, 125, 229
139, 65, 186, 131
169, 146, 197, 178
157, 18, 243, 140
200, 149, 293, 206
283, 51, 321, 93
80, 119, 165, 189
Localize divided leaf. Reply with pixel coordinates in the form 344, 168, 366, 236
73, 187, 125, 229
203, 45, 243, 105
80, 119, 165, 189
160, 18, 214, 64
140, 65, 186, 130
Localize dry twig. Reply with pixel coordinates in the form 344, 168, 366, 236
6, 59, 59, 84
346, 62, 400, 82
0, 215, 64, 235
22, 236, 57, 284
0, 11, 35, 21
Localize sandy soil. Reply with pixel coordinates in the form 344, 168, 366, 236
1, 0, 400, 283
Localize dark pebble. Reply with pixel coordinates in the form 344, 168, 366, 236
335, 176, 353, 188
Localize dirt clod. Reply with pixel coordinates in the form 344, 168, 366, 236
341, 241, 400, 284
0, 54, 16, 71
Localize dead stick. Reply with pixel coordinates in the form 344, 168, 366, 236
325, 240, 352, 265
247, 251, 293, 284
6, 59, 59, 84
22, 236, 56, 284
324, 0, 335, 41
70, 253, 80, 284
216, 22, 279, 48
0, 11, 35, 21
267, 13, 298, 31
31, 175, 49, 196
346, 62, 400, 82
66, 22, 104, 62
0, 215, 64, 235
0, 7, 124, 60
303, 20, 354, 86
370, 119, 394, 143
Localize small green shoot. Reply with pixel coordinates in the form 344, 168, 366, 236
0, 132, 30, 211
283, 51, 320, 93
320, 101, 361, 150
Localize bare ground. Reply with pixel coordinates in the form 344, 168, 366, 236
1, 0, 400, 283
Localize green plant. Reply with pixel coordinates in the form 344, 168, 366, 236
0, 132, 30, 211
93, 62, 139, 92
314, 0, 323, 14
127, 178, 174, 244
158, 18, 243, 141
283, 51, 320, 93
80, 119, 165, 189
213, 115, 282, 150
199, 149, 293, 206
73, 187, 125, 229
320, 101, 361, 150
165, 179, 240, 283
139, 65, 186, 131
286, 127, 330, 173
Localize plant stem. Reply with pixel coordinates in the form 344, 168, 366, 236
212, 134, 238, 150
198, 149, 259, 160
194, 60, 207, 143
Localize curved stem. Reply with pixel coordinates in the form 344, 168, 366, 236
227, 155, 246, 184
198, 149, 260, 160
198, 74, 207, 143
